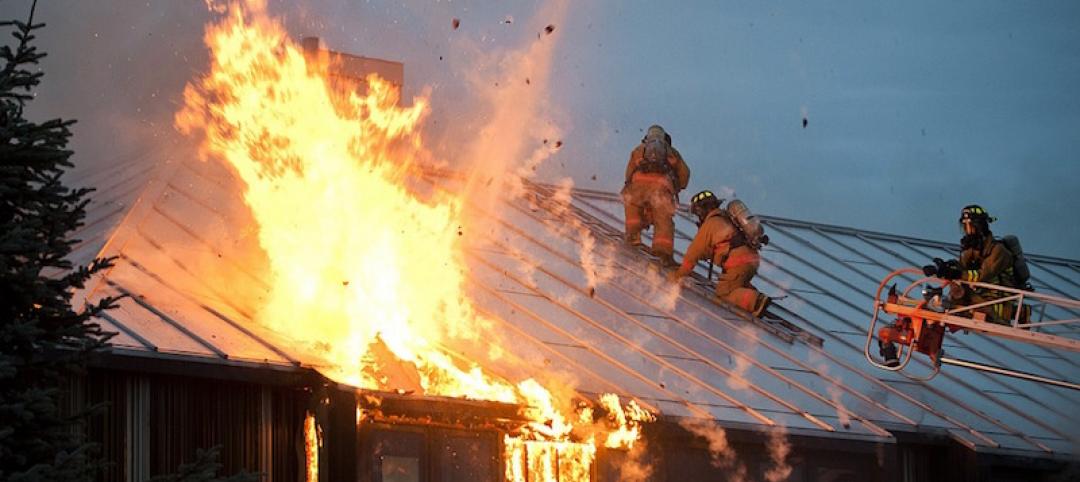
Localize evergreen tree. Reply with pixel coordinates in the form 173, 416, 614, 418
0, 2, 117, 480
147, 447, 257, 482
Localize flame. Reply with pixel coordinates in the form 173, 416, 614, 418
304, 411, 319, 482
177, 2, 649, 479
599, 394, 656, 450
505, 437, 596, 482
176, 0, 511, 400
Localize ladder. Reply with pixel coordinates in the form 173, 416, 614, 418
864, 267, 1080, 390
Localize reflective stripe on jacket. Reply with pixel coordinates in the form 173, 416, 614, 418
959, 237, 1015, 288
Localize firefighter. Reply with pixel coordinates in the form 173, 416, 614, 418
878, 205, 1025, 367
622, 124, 690, 266
667, 191, 771, 317
923, 204, 1027, 324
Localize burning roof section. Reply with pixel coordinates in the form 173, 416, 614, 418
71, 152, 1080, 459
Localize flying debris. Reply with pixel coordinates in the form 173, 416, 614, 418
451, 18, 460, 30
544, 24, 556, 35
802, 117, 808, 128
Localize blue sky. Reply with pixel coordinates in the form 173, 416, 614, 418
20, 0, 1080, 258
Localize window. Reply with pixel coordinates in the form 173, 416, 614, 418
369, 428, 425, 482
363, 425, 499, 482
436, 431, 498, 482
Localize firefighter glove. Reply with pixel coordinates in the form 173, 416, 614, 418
932, 258, 962, 280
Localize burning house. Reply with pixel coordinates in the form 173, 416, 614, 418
65, 4, 1078, 482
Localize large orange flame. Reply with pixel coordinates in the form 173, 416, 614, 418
178, 2, 651, 480
176, 1, 508, 400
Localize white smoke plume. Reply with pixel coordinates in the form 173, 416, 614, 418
809, 352, 853, 429
452, 0, 571, 212
617, 440, 655, 482
545, 178, 617, 293
639, 260, 682, 312
678, 418, 746, 481
725, 325, 759, 392
502, 233, 542, 289
725, 355, 753, 392
764, 427, 793, 482
826, 382, 853, 429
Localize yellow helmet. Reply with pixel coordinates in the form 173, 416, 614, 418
690, 190, 722, 225
959, 204, 994, 236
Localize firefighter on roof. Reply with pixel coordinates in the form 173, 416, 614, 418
622, 124, 690, 266
923, 204, 1030, 324
668, 191, 771, 317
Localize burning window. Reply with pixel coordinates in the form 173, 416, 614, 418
363, 426, 500, 482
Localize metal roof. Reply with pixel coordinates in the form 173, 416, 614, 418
57, 147, 161, 275
73, 156, 1080, 458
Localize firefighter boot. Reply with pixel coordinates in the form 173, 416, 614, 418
878, 340, 900, 368
656, 253, 678, 268
626, 232, 643, 247
751, 294, 772, 318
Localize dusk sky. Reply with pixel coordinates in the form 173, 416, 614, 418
17, 0, 1080, 259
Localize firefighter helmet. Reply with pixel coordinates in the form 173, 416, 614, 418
644, 124, 666, 142
690, 190, 722, 225
959, 204, 994, 236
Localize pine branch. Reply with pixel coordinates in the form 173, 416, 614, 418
0, 1, 118, 479
146, 446, 259, 482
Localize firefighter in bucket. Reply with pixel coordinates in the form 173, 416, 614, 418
923, 204, 1031, 325
877, 204, 1031, 367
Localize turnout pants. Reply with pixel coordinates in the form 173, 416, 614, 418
954, 289, 1031, 326
622, 175, 677, 258
715, 247, 767, 313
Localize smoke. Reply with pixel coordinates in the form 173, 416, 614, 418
809, 352, 853, 429
679, 318, 795, 482
503, 238, 542, 289
726, 355, 753, 391
451, 0, 571, 211
545, 178, 617, 293
639, 261, 682, 312
680, 418, 792, 482
678, 418, 745, 481
764, 427, 793, 482
825, 382, 852, 429
616, 440, 654, 482
29, 1, 212, 184
724, 325, 759, 392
